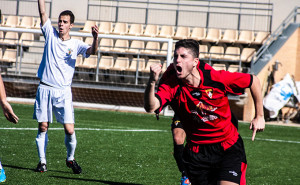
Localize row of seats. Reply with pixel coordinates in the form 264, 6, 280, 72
76, 55, 167, 74
200, 45, 256, 63
1, 15, 40, 29
0, 15, 269, 46
80, 20, 270, 45
0, 31, 35, 46
0, 48, 17, 64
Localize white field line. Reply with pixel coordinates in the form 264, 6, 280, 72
0, 127, 299, 144
0, 127, 167, 132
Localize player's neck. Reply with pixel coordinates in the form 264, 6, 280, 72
60, 32, 71, 41
184, 69, 201, 87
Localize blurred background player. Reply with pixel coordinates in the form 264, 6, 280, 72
158, 66, 190, 184
0, 74, 19, 182
171, 115, 190, 185
34, 0, 98, 174
145, 39, 265, 185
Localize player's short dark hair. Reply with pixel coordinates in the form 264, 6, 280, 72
175, 39, 199, 58
59, 10, 75, 24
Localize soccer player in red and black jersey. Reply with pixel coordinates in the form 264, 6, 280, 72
144, 39, 265, 185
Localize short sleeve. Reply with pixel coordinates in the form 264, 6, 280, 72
219, 70, 253, 95
76, 40, 90, 58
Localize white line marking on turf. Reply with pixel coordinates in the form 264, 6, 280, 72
0, 127, 167, 132
0, 128, 299, 143
243, 137, 300, 144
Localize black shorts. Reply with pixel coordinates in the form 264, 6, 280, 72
183, 136, 247, 185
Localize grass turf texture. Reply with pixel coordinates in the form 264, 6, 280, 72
0, 103, 299, 184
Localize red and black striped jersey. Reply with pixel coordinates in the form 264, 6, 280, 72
155, 61, 252, 150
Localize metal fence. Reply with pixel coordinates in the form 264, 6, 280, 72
87, 0, 273, 32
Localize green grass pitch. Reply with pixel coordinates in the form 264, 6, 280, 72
0, 103, 299, 184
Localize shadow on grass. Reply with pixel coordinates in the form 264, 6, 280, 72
3, 164, 70, 174
50, 175, 143, 185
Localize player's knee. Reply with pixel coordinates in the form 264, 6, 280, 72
65, 128, 74, 135
38, 123, 48, 132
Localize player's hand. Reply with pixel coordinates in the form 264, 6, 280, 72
249, 115, 265, 141
91, 25, 99, 39
149, 63, 162, 83
1, 101, 19, 124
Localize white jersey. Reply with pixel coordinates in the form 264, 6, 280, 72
37, 19, 90, 88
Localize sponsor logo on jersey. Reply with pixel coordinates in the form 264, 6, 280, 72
205, 88, 213, 99
67, 48, 73, 55
191, 90, 202, 99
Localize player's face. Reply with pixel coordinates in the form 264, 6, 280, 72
58, 15, 73, 35
173, 47, 198, 79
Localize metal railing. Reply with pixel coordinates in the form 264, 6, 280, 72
252, 6, 300, 68
88, 0, 273, 32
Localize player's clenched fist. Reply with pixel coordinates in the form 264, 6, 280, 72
149, 64, 162, 82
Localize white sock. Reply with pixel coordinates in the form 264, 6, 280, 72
65, 132, 77, 161
0, 161, 2, 170
35, 130, 48, 164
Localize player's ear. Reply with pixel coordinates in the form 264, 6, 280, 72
193, 58, 199, 67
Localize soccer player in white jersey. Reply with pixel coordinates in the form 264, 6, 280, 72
0, 74, 19, 182
34, 0, 98, 174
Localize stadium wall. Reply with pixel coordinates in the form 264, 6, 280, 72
241, 25, 300, 121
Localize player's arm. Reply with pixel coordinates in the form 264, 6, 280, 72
249, 75, 265, 141
144, 63, 162, 113
38, 0, 48, 26
86, 25, 99, 55
0, 75, 18, 124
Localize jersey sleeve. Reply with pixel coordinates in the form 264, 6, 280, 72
216, 70, 253, 95
155, 74, 178, 113
41, 19, 56, 43
76, 40, 90, 58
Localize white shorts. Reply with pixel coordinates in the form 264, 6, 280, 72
33, 84, 74, 124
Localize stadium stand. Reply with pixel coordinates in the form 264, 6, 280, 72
19, 32, 34, 47
17, 16, 35, 29
33, 18, 41, 29
199, 45, 208, 59
98, 55, 114, 70
222, 47, 240, 61
99, 38, 114, 52
212, 63, 226, 70
219, 29, 238, 45
0, 31, 4, 42
202, 28, 222, 44
236, 30, 254, 45
173, 26, 190, 40
189, 27, 206, 41
228, 64, 240, 72
240, 48, 256, 63
158, 25, 175, 38
128, 40, 145, 54
0, 31, 19, 45
113, 22, 128, 35
79, 20, 98, 33
111, 56, 130, 72
2, 15, 19, 27
141, 41, 160, 55
142, 24, 159, 37
0, 48, 17, 70
127, 58, 146, 73
127, 23, 144, 36
112, 39, 129, 53
75, 55, 83, 67
79, 54, 98, 69
252, 31, 270, 45
208, 46, 224, 60
98, 21, 113, 34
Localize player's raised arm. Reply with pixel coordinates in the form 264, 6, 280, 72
144, 63, 162, 113
38, 0, 48, 26
86, 25, 99, 55
249, 75, 265, 141
0, 75, 18, 124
